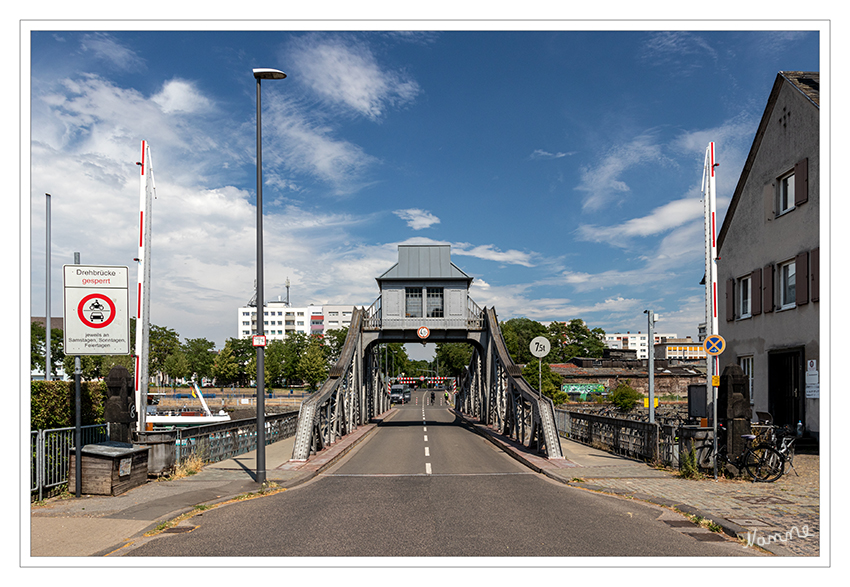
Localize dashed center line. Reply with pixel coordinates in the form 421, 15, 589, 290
424, 435, 428, 442
425, 463, 432, 475
425, 447, 430, 457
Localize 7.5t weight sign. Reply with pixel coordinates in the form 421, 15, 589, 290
63, 265, 130, 355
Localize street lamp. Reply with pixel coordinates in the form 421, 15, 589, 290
253, 67, 286, 485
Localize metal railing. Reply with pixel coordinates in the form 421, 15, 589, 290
554, 407, 682, 466
31, 424, 110, 501
177, 411, 299, 463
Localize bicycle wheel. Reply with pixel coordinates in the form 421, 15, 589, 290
744, 444, 784, 482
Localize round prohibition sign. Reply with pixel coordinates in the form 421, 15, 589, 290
703, 334, 726, 356
417, 326, 430, 340
77, 293, 116, 329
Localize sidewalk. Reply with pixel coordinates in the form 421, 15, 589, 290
30, 409, 821, 559
458, 414, 821, 558
29, 416, 385, 558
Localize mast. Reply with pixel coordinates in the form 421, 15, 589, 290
135, 140, 155, 432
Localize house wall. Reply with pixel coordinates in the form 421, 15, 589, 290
718, 77, 819, 438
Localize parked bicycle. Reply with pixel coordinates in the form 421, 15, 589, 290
764, 424, 799, 477
695, 423, 785, 482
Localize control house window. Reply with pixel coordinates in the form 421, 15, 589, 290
426, 287, 444, 317
405, 287, 423, 318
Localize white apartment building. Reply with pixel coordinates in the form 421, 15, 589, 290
237, 301, 356, 341
603, 331, 677, 360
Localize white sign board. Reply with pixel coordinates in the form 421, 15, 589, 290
63, 265, 130, 355
529, 336, 551, 358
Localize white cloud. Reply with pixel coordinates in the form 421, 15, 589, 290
288, 35, 420, 121
78, 32, 146, 71
574, 131, 669, 211
576, 196, 704, 244
530, 149, 573, 160
452, 243, 536, 267
394, 208, 440, 230
152, 79, 213, 114
262, 97, 379, 195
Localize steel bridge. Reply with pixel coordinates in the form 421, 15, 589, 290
290, 245, 563, 462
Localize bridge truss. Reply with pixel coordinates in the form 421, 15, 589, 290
290, 303, 563, 461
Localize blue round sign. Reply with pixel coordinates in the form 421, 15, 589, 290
703, 334, 726, 356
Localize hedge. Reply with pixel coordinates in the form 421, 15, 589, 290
30, 380, 107, 431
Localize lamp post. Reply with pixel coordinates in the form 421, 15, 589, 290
253, 67, 286, 485
644, 310, 656, 424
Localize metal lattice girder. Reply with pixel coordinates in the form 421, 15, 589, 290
456, 308, 563, 459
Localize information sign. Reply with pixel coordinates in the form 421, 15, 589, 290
63, 265, 130, 355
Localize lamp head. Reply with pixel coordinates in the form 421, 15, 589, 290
253, 68, 287, 80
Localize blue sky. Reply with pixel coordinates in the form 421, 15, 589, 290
25, 25, 823, 357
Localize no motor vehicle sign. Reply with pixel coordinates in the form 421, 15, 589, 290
63, 265, 131, 355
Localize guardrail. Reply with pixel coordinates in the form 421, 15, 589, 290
554, 408, 682, 466
177, 411, 299, 463
31, 424, 110, 501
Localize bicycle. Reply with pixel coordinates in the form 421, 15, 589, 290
764, 424, 799, 476
694, 423, 785, 482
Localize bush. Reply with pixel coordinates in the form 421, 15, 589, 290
610, 381, 643, 411
31, 380, 107, 430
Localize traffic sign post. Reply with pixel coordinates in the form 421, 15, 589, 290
63, 265, 130, 355
529, 336, 551, 399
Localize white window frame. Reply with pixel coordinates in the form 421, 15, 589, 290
738, 274, 751, 319
779, 259, 796, 310
778, 170, 796, 215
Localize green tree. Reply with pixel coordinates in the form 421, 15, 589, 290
184, 337, 217, 381
163, 351, 190, 387
610, 381, 643, 411
500, 317, 546, 364
31, 321, 66, 378
521, 361, 567, 404
149, 324, 181, 379
299, 338, 329, 390
222, 337, 254, 386
547, 319, 606, 360
435, 343, 473, 378
264, 339, 287, 388
281, 332, 310, 386
212, 341, 240, 386
324, 328, 349, 365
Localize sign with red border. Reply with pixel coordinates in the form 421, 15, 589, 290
253, 335, 267, 347
63, 265, 130, 355
417, 326, 430, 339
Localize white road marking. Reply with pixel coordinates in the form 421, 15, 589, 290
425, 463, 432, 475
424, 435, 428, 442
423, 427, 427, 432
425, 447, 430, 457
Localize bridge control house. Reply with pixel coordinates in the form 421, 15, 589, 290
369, 244, 482, 340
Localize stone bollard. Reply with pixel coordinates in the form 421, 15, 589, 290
718, 364, 752, 463
104, 365, 136, 444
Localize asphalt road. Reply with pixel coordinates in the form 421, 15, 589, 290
123, 391, 756, 558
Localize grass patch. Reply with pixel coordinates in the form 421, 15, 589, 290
163, 454, 205, 481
